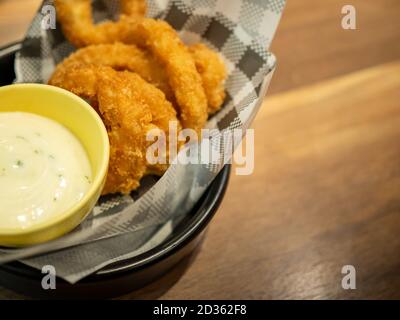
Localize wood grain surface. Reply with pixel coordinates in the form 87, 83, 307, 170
269, 0, 400, 94
0, 0, 400, 299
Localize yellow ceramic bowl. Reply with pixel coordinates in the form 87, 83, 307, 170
0, 84, 109, 247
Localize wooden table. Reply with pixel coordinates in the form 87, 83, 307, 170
1, 0, 400, 299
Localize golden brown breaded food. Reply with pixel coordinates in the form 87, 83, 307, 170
51, 0, 229, 195
114, 17, 208, 134
49, 65, 180, 194
54, 0, 147, 47
189, 43, 227, 114
55, 0, 209, 133
52, 42, 227, 115
50, 42, 174, 101
54, 0, 120, 47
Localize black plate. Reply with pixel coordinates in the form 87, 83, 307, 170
0, 42, 231, 299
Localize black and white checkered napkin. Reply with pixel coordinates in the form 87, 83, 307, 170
2, 0, 285, 283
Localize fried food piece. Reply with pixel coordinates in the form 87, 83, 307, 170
54, 0, 120, 47
117, 17, 209, 134
54, 0, 147, 47
49, 65, 180, 194
120, 0, 147, 17
50, 43, 174, 101
189, 43, 227, 114
55, 0, 226, 129
55, 1, 208, 133
52, 42, 226, 116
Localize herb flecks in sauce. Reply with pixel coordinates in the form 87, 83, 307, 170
0, 112, 92, 230
15, 160, 23, 168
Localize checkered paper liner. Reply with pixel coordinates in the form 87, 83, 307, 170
0, 0, 285, 283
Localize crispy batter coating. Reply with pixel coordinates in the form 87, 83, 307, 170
50, 42, 174, 101
52, 42, 226, 115
54, 0, 147, 46
51, 0, 228, 193
120, 0, 147, 17
54, 0, 120, 47
55, 0, 209, 132
189, 43, 227, 114
49, 65, 179, 194
102, 17, 209, 134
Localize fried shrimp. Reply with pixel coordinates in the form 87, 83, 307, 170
53, 42, 226, 114
54, 0, 120, 47
54, 0, 147, 47
120, 0, 147, 17
50, 43, 174, 101
50, 0, 228, 194
121, 18, 208, 134
55, 0, 209, 132
49, 65, 180, 194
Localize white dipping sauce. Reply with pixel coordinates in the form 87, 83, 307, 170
0, 112, 92, 230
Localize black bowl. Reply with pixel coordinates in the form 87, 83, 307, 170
0, 43, 231, 299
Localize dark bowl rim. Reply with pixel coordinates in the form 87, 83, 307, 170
96, 164, 231, 277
